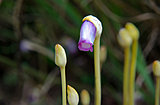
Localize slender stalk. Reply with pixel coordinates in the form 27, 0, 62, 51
60, 66, 67, 105
129, 40, 138, 105
123, 47, 130, 105
155, 77, 160, 105
94, 36, 101, 105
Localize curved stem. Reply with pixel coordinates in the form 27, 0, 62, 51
60, 66, 67, 105
129, 40, 138, 105
94, 36, 101, 105
123, 47, 130, 105
155, 77, 160, 105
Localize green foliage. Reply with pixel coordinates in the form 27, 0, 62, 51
0, 0, 158, 104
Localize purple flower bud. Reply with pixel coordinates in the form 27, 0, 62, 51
20, 40, 31, 52
78, 20, 96, 52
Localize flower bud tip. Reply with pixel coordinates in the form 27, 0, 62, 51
117, 28, 132, 48
81, 89, 90, 105
67, 85, 79, 105
152, 60, 160, 77
55, 44, 67, 68
125, 22, 139, 40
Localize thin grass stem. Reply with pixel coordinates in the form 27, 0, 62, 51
94, 36, 101, 105
123, 47, 130, 105
129, 40, 138, 105
155, 77, 160, 105
60, 66, 67, 105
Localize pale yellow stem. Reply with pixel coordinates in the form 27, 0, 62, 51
60, 66, 67, 105
123, 47, 130, 105
94, 36, 101, 105
155, 77, 160, 105
129, 40, 138, 105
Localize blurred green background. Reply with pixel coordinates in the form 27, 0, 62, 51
0, 0, 160, 104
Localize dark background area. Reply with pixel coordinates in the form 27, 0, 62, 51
0, 0, 160, 105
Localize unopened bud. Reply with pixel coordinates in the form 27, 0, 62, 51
125, 22, 139, 40
55, 44, 67, 68
117, 28, 132, 48
67, 85, 79, 105
100, 45, 107, 64
152, 60, 160, 77
81, 89, 90, 105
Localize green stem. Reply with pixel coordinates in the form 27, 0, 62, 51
155, 77, 160, 105
129, 40, 138, 105
94, 36, 101, 105
123, 47, 130, 105
60, 66, 67, 105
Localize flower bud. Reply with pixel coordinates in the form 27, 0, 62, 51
100, 45, 107, 64
55, 44, 67, 68
78, 20, 96, 52
82, 15, 102, 37
20, 40, 32, 52
152, 60, 160, 77
78, 15, 102, 52
125, 22, 139, 40
67, 85, 79, 105
80, 89, 90, 105
117, 28, 132, 48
